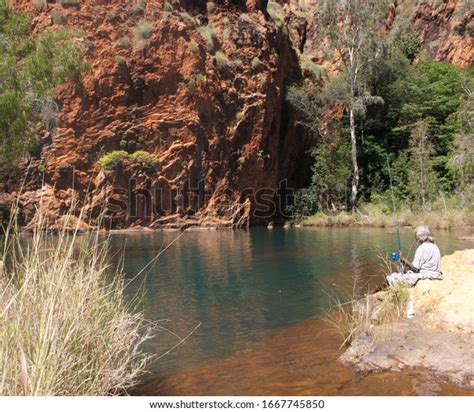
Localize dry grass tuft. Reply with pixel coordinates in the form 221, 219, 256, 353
0, 210, 153, 395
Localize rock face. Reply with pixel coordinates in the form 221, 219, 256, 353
340, 249, 474, 387
2, 0, 313, 229
1, 0, 473, 229
286, 0, 473, 70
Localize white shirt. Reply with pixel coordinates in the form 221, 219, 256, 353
413, 242, 441, 273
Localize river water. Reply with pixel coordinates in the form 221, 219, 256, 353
109, 227, 473, 395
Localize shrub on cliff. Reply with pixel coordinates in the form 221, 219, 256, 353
179, 12, 197, 27
214, 51, 229, 69
132, 19, 154, 48
98, 150, 130, 172
98, 150, 157, 173
130, 150, 158, 170
198, 26, 217, 53
33, 0, 47, 12
59, 0, 81, 7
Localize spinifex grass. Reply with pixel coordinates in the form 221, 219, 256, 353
322, 249, 410, 347
0, 211, 152, 395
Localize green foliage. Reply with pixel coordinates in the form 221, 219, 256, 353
132, 19, 153, 48
58, 162, 73, 172
199, 25, 217, 53
407, 121, 439, 208
60, 0, 81, 7
52, 11, 67, 25
98, 150, 130, 171
105, 11, 117, 22
37, 163, 46, 174
132, 0, 146, 14
130, 150, 157, 169
214, 51, 229, 69
179, 12, 197, 27
299, 54, 326, 80
98, 150, 157, 173
394, 31, 422, 62
187, 39, 199, 54
186, 73, 205, 96
33, 0, 47, 12
115, 55, 127, 66
288, 32, 472, 217
267, 1, 285, 28
0, 3, 87, 167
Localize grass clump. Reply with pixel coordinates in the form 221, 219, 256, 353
0, 212, 152, 395
52, 11, 67, 25
105, 11, 117, 22
186, 73, 205, 96
179, 12, 197, 27
134, 19, 154, 39
132, 19, 154, 48
251, 56, 262, 71
214, 51, 229, 69
206, 2, 216, 13
59, 0, 81, 7
33, 0, 47, 12
267, 1, 285, 28
323, 269, 410, 347
199, 26, 217, 53
116, 36, 131, 49
187, 40, 199, 54
133, 0, 146, 14
300, 199, 474, 230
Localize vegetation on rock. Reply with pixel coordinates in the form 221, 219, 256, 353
0, 2, 87, 167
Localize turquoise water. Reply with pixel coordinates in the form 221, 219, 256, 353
110, 227, 470, 381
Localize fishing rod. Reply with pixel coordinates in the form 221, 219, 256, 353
386, 157, 404, 274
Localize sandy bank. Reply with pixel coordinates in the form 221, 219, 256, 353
340, 249, 474, 387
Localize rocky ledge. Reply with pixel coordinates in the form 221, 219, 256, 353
340, 249, 474, 388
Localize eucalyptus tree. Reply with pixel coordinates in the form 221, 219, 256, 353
320, 0, 390, 210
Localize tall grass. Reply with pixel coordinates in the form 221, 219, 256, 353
0, 211, 152, 395
300, 202, 474, 229
322, 251, 409, 347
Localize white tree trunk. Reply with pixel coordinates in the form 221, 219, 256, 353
350, 107, 359, 210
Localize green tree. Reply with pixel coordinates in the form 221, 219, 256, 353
408, 121, 439, 209
320, 0, 389, 210
447, 73, 474, 189
0, 1, 88, 168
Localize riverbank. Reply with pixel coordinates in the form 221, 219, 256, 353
298, 204, 474, 230
339, 249, 474, 387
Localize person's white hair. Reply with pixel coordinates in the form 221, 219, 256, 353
415, 225, 434, 243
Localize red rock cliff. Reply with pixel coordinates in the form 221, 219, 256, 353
1, 0, 472, 229
5, 0, 311, 229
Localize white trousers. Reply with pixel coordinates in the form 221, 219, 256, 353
386, 270, 443, 287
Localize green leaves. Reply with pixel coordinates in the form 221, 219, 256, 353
0, 3, 87, 168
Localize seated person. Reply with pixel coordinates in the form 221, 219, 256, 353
386, 225, 443, 287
